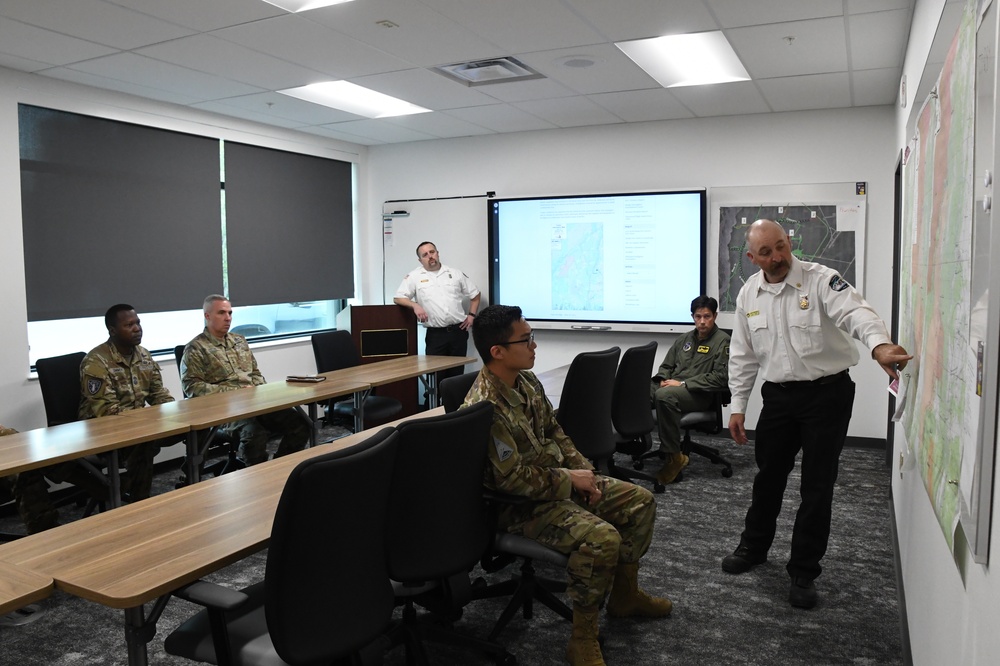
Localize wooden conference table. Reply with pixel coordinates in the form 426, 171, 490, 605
0, 409, 443, 666
0, 560, 53, 616
120, 354, 475, 483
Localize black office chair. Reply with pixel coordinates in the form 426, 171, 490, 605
556, 347, 623, 478
439, 371, 479, 413
611, 342, 665, 493
386, 402, 514, 665
311, 330, 402, 431
164, 427, 400, 666
440, 372, 574, 643
35, 351, 109, 514
174, 345, 243, 478
679, 389, 734, 478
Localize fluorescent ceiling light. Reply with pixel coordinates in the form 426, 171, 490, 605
616, 31, 750, 88
262, 0, 355, 13
278, 81, 431, 118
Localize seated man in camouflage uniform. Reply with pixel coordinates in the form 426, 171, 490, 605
462, 305, 671, 666
79, 303, 177, 501
181, 295, 309, 466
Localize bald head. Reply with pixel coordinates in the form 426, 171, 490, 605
746, 218, 793, 283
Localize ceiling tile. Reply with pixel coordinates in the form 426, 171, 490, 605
320, 118, 438, 143
706, 0, 844, 28
190, 99, 311, 129
43, 66, 206, 105
727, 17, 848, 79
195, 91, 363, 126
443, 104, 559, 133
105, 0, 284, 31
382, 112, 496, 139
852, 67, 902, 106
849, 9, 910, 70
305, 0, 506, 67
418, 0, 604, 53
213, 14, 411, 79
846, 0, 914, 15
565, 0, 719, 40
668, 80, 772, 117
301, 124, 385, 146
0, 17, 118, 66
588, 89, 695, 122
513, 96, 623, 128
137, 34, 325, 91
64, 52, 265, 101
474, 77, 577, 104
756, 72, 852, 112
515, 43, 659, 95
0, 0, 195, 50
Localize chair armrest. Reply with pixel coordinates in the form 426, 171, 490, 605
173, 580, 249, 611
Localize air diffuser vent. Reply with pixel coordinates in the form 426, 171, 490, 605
434, 56, 544, 86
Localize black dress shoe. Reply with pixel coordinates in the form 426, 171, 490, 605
789, 577, 818, 609
721, 544, 767, 574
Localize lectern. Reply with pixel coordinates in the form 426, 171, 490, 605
343, 305, 419, 416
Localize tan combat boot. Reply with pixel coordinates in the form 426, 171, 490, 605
655, 452, 689, 485
565, 605, 605, 666
606, 561, 673, 618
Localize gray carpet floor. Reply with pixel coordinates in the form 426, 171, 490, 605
0, 425, 903, 665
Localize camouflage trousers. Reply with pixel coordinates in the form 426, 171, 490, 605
500, 476, 657, 608
223, 408, 311, 466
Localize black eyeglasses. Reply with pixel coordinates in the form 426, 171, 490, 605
497, 332, 535, 346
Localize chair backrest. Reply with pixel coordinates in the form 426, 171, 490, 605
387, 401, 494, 583
311, 330, 360, 373
440, 371, 479, 413
611, 341, 658, 438
173, 344, 185, 380
556, 347, 621, 460
35, 351, 87, 426
265, 427, 398, 664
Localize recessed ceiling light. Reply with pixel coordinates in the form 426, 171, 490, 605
616, 31, 750, 88
278, 81, 431, 118
261, 0, 355, 13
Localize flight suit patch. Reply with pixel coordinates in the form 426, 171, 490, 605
697, 345, 710, 354
682, 342, 692, 352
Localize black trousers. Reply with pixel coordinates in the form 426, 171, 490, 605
425, 325, 470, 383
739, 372, 855, 581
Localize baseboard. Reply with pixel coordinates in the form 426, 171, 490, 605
889, 487, 913, 665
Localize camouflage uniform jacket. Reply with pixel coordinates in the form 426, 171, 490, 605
181, 328, 265, 397
79, 341, 174, 419
463, 366, 594, 500
0, 424, 16, 437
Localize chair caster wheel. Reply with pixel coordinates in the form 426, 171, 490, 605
721, 468, 733, 478
653, 482, 665, 493
633, 461, 645, 470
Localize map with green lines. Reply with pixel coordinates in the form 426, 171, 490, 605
718, 204, 856, 312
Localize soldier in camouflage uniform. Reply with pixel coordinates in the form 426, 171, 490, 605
180, 295, 309, 465
79, 304, 177, 501
463, 305, 671, 666
650, 295, 731, 484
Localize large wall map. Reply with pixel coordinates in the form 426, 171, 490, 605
718, 204, 857, 312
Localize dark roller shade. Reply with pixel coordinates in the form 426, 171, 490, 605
19, 104, 223, 321
223, 141, 354, 307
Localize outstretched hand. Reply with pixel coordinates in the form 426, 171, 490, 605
873, 343, 912, 380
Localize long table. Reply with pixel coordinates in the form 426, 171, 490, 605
0, 560, 53, 616
0, 415, 191, 508
0, 409, 444, 666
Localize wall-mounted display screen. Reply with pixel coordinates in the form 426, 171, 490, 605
488, 190, 706, 332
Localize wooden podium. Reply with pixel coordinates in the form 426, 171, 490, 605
343, 304, 420, 417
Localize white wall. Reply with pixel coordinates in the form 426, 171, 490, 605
0, 66, 366, 432
365, 107, 899, 440
892, 1, 1000, 664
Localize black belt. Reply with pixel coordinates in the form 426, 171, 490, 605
427, 324, 462, 331
768, 370, 849, 389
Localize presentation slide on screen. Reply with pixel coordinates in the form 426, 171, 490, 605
491, 192, 703, 327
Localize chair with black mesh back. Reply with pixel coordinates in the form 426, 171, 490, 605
35, 352, 108, 514
440, 372, 574, 643
556, 347, 623, 478
385, 401, 514, 665
611, 341, 665, 493
174, 345, 243, 478
311, 330, 402, 431
679, 389, 734, 478
164, 427, 399, 666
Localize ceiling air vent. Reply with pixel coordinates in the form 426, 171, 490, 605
434, 56, 544, 86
